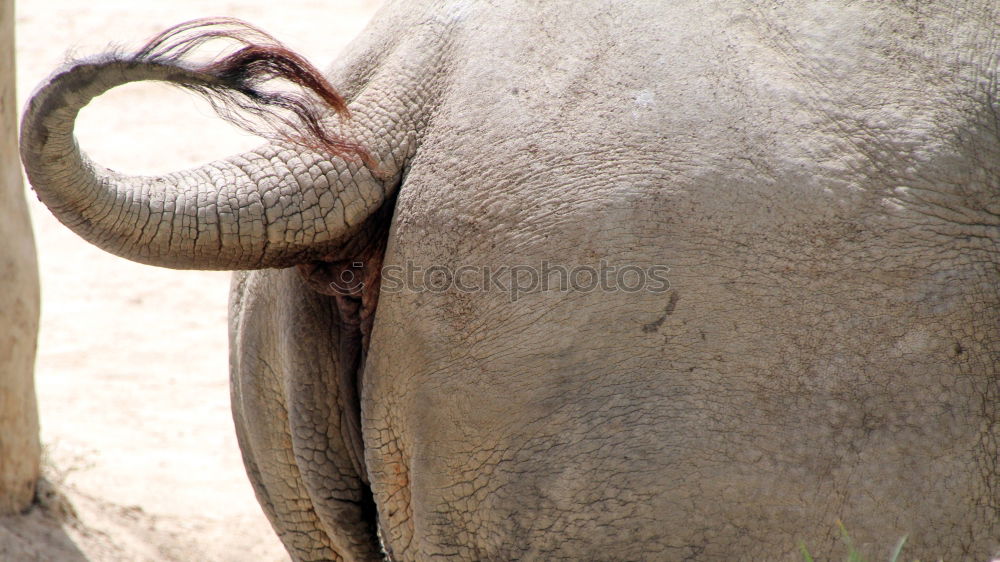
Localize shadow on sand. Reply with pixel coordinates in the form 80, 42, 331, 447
0, 478, 89, 562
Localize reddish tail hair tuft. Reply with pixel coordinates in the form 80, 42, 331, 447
133, 17, 376, 170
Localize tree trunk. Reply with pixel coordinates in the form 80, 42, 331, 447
0, 0, 41, 516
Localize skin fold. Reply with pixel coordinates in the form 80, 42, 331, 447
19, 1, 1000, 560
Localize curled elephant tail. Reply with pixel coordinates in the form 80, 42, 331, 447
20, 18, 399, 270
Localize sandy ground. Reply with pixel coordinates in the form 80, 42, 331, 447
2, 1, 381, 560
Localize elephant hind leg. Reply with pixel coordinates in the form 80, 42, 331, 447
294, 201, 392, 481
230, 268, 383, 561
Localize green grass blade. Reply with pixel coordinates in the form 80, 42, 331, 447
798, 541, 815, 562
888, 535, 908, 562
836, 520, 865, 562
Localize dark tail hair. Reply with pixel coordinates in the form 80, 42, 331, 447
133, 17, 375, 169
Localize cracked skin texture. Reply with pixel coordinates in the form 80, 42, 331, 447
19, 0, 1000, 560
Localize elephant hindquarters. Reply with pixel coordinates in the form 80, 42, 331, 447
229, 269, 381, 562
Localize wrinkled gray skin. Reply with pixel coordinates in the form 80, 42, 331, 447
19, 1, 1000, 560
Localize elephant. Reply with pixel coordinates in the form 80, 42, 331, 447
18, 0, 1000, 560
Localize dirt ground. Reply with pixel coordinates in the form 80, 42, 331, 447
2, 1, 381, 560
